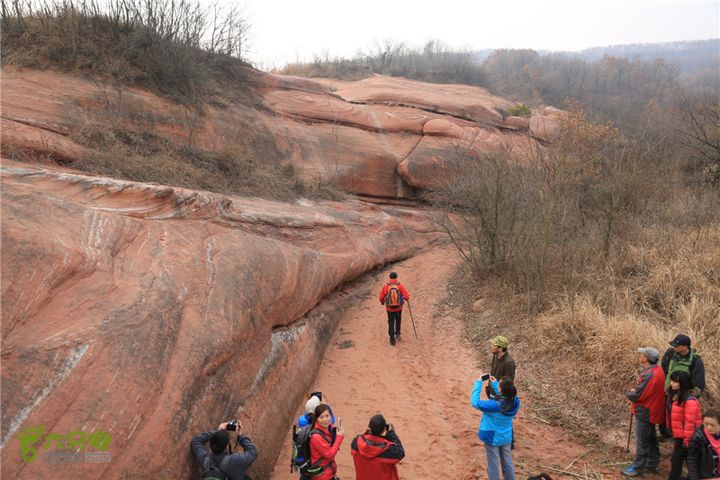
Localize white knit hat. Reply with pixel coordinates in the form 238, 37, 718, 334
305, 395, 321, 414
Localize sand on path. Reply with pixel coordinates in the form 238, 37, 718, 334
270, 246, 611, 480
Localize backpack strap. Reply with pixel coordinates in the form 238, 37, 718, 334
310, 428, 333, 445
203, 454, 231, 474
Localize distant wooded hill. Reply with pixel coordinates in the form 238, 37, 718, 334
573, 39, 720, 74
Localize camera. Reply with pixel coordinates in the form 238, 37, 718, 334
226, 419, 239, 431
481, 373, 491, 381
310, 391, 323, 401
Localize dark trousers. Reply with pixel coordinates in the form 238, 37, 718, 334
630, 418, 659, 471
668, 438, 688, 480
387, 310, 402, 338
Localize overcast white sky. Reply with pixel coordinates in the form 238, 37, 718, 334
220, 0, 720, 69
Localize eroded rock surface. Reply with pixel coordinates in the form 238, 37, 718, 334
0, 160, 443, 478
1, 67, 561, 198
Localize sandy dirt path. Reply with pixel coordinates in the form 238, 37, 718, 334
270, 246, 617, 480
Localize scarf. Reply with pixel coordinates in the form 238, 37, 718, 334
704, 428, 720, 476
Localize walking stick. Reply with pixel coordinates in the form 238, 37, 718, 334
626, 411, 634, 452
406, 300, 419, 340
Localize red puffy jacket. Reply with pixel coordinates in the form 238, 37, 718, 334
378, 280, 410, 312
309, 423, 344, 480
667, 396, 702, 445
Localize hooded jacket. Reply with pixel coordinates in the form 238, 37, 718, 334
471, 379, 521, 446
351, 429, 405, 480
379, 280, 410, 312
688, 425, 720, 480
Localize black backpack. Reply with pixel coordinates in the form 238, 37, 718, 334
291, 424, 333, 477
202, 454, 231, 480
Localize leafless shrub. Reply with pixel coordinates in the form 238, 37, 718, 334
1, 0, 254, 106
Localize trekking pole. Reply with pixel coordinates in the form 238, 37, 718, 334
626, 411, 633, 452
406, 300, 419, 340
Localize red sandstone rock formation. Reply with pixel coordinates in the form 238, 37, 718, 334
0, 159, 444, 478
1, 67, 561, 199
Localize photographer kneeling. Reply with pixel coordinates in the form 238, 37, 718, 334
190, 420, 257, 480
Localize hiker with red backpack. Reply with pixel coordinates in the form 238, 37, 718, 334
378, 272, 410, 346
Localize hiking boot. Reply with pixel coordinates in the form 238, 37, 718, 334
622, 466, 642, 477
390, 336, 396, 346
395, 332, 401, 341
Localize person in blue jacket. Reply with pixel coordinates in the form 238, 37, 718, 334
471, 375, 521, 480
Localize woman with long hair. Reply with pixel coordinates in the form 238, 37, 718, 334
472, 375, 521, 480
308, 403, 345, 480
666, 370, 703, 480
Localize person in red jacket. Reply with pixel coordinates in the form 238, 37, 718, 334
623, 347, 666, 477
667, 370, 703, 480
309, 404, 345, 480
351, 414, 405, 480
378, 272, 410, 346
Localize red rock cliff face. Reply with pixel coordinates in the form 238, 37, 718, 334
0, 160, 444, 478
1, 67, 561, 199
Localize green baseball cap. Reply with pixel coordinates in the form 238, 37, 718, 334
489, 335, 509, 348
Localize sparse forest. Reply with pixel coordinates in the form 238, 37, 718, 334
283, 38, 720, 423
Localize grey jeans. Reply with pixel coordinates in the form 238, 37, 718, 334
485, 443, 515, 480
630, 417, 660, 471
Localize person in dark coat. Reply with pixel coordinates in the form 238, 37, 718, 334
688, 409, 720, 480
190, 421, 257, 480
489, 336, 516, 382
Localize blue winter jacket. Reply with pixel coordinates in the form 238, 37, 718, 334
471, 379, 520, 446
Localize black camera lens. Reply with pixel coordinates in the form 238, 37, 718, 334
227, 420, 238, 431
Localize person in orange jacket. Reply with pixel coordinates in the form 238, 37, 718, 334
378, 272, 410, 346
667, 370, 703, 480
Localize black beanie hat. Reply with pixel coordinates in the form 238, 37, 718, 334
389, 272, 398, 279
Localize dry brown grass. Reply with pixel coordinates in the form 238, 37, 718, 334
460, 225, 719, 435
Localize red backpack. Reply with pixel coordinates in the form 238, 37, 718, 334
384, 283, 404, 308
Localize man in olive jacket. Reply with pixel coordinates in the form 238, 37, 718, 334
489, 335, 516, 382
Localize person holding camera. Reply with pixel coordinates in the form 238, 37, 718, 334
471, 374, 520, 480
351, 414, 405, 480
309, 404, 345, 480
190, 420, 257, 480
